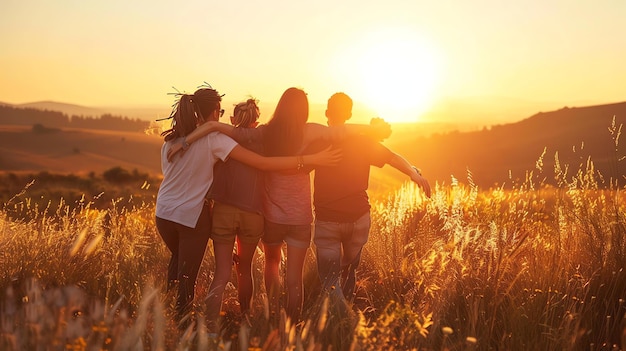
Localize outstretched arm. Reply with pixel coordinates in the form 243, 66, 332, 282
229, 145, 341, 171
387, 152, 432, 198
304, 118, 392, 145
167, 121, 234, 161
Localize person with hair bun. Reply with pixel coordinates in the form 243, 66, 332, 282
167, 87, 391, 326
155, 86, 340, 324
204, 98, 265, 331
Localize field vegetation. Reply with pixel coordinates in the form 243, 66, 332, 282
1, 155, 625, 351
0, 168, 159, 221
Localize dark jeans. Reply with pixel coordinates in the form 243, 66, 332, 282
155, 201, 212, 318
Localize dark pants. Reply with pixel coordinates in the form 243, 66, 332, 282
155, 202, 212, 318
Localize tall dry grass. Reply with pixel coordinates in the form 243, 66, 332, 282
1, 151, 626, 349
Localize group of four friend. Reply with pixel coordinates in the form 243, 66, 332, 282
155, 85, 431, 334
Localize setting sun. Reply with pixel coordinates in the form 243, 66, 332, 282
329, 27, 442, 123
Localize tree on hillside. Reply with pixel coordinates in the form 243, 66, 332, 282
70, 114, 149, 132
0, 104, 149, 132
0, 105, 69, 127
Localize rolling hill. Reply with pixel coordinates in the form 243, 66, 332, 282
385, 101, 626, 189
0, 125, 163, 176
17, 101, 107, 118
0, 100, 171, 122
1, 101, 626, 192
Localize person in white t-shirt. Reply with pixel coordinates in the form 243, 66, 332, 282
155, 85, 340, 325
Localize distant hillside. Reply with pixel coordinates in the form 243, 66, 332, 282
0, 104, 151, 133
387, 101, 626, 189
18, 101, 106, 118
1, 100, 171, 122
0, 125, 162, 175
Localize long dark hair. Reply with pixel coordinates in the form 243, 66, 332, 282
263, 87, 308, 156
161, 88, 222, 141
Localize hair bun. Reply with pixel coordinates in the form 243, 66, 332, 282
247, 99, 258, 109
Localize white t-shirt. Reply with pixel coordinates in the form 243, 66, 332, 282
156, 131, 237, 228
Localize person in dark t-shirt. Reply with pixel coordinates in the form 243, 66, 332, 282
311, 92, 432, 302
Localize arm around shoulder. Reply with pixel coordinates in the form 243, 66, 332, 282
228, 145, 341, 171
186, 121, 235, 144
341, 118, 392, 141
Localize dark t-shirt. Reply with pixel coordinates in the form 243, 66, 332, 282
308, 134, 394, 222
209, 127, 265, 214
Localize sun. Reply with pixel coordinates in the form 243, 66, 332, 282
330, 28, 442, 124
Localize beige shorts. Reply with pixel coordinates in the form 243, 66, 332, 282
211, 201, 264, 244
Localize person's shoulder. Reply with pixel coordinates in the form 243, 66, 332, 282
209, 131, 236, 144
346, 134, 390, 153
304, 123, 326, 133
237, 125, 264, 136
348, 133, 377, 145
302, 123, 329, 143
302, 138, 330, 154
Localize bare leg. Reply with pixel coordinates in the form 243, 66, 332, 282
236, 238, 259, 314
285, 245, 308, 324
263, 243, 283, 325
206, 241, 235, 333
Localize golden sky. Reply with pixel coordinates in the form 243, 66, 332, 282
1, 0, 625, 124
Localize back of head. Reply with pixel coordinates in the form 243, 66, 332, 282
326, 92, 353, 125
264, 87, 309, 156
232, 98, 260, 128
161, 87, 223, 141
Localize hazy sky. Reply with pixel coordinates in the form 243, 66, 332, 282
1, 0, 625, 123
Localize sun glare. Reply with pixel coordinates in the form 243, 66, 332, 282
330, 28, 442, 124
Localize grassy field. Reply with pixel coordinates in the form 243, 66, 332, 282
1, 168, 626, 350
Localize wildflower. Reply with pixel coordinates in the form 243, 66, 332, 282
65, 337, 86, 351
91, 321, 107, 333
442, 326, 453, 335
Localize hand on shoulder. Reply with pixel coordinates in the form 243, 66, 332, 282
166, 139, 187, 162
369, 117, 392, 141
